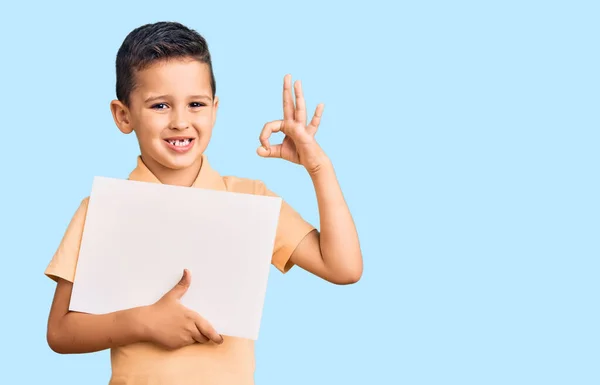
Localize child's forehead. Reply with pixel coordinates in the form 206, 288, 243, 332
134, 59, 212, 93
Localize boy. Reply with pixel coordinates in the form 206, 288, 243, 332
45, 21, 362, 385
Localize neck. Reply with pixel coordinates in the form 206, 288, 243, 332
139, 154, 203, 187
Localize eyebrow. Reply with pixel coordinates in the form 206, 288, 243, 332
144, 94, 213, 103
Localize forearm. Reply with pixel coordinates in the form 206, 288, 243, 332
48, 307, 147, 354
309, 157, 363, 281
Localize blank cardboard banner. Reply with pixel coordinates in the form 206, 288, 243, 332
69, 176, 282, 341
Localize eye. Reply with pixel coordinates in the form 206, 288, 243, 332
151, 103, 168, 110
190, 102, 206, 108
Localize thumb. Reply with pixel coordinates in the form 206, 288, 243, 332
166, 269, 191, 300
256, 144, 282, 158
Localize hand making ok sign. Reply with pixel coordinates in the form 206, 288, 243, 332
257, 74, 328, 175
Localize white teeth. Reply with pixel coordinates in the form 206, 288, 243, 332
168, 139, 191, 147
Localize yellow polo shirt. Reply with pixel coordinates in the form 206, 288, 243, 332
45, 154, 315, 385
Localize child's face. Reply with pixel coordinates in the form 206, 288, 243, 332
112, 58, 218, 172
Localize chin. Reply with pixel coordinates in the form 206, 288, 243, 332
164, 153, 202, 170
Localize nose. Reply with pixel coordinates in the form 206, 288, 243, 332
169, 107, 190, 131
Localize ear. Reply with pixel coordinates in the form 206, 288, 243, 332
110, 100, 134, 134
211, 96, 219, 126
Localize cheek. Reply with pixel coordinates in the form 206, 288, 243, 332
135, 112, 169, 138
192, 114, 215, 131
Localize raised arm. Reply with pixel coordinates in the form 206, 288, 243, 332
257, 75, 363, 284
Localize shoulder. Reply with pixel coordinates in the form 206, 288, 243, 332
63, 196, 91, 230
76, 196, 91, 214
65, 196, 90, 219
222, 176, 270, 196
70, 196, 92, 228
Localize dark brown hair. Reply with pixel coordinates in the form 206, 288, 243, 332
115, 21, 216, 105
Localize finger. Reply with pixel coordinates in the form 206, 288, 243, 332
256, 144, 282, 158
283, 74, 295, 121
294, 80, 307, 125
307, 103, 325, 135
165, 269, 191, 300
195, 317, 224, 344
258, 120, 284, 150
190, 326, 209, 344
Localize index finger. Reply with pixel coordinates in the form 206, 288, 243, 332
283, 74, 295, 121
194, 316, 224, 344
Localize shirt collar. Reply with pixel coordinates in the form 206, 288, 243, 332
127, 154, 227, 191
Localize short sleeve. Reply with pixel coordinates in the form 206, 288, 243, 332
260, 184, 316, 273
44, 197, 90, 283
222, 177, 316, 273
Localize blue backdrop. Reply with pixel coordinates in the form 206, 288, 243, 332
1, 1, 598, 384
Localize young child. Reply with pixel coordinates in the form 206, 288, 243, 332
45, 21, 362, 385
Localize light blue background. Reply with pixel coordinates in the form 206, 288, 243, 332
1, 1, 598, 384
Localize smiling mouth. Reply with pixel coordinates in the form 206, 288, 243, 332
164, 138, 194, 147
